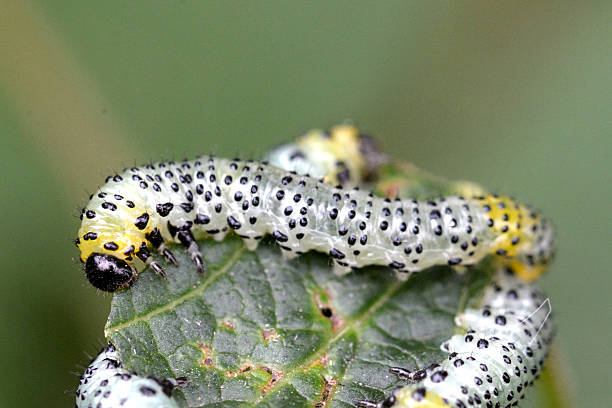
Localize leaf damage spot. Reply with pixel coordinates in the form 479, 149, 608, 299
225, 363, 254, 377
259, 366, 283, 395
309, 353, 331, 369
315, 377, 338, 408
224, 363, 283, 396
197, 343, 214, 367
262, 328, 279, 342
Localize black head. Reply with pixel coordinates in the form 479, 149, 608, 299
85, 253, 135, 292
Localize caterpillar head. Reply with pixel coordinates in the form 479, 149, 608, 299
84, 252, 135, 292
76, 228, 145, 291
77, 193, 153, 291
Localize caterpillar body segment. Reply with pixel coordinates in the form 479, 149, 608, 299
265, 123, 385, 186
356, 268, 554, 408
76, 155, 553, 291
76, 343, 183, 408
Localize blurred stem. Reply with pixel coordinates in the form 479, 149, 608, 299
532, 344, 575, 408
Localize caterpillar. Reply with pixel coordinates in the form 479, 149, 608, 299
75, 343, 184, 408
356, 266, 554, 408
75, 127, 555, 408
264, 123, 385, 186
76, 157, 554, 292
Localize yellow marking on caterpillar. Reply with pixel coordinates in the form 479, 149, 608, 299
76, 200, 153, 264
479, 195, 549, 281
297, 124, 365, 185
395, 388, 450, 407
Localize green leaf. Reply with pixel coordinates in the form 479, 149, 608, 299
105, 236, 492, 407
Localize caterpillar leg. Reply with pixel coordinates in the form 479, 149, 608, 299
332, 261, 352, 276
242, 237, 260, 251
159, 244, 179, 266
393, 270, 413, 281
280, 247, 299, 260
177, 230, 206, 274
136, 247, 167, 279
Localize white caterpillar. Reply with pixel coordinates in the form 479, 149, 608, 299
75, 343, 184, 408
356, 267, 554, 408
76, 156, 553, 291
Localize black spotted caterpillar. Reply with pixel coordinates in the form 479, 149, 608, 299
76, 343, 184, 408
75, 125, 556, 408
355, 265, 554, 408
76, 126, 554, 292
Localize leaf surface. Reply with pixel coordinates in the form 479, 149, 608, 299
106, 236, 491, 407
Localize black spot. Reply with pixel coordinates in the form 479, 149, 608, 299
84, 232, 98, 240
412, 388, 426, 401
273, 230, 288, 242
448, 257, 462, 265
429, 209, 441, 219
276, 190, 285, 200
389, 261, 405, 269
139, 386, 157, 396
104, 242, 119, 251
194, 214, 210, 225
329, 248, 345, 260
431, 370, 448, 383
156, 203, 174, 217
134, 213, 149, 230
477, 339, 489, 349
495, 315, 507, 325
227, 216, 241, 230
101, 202, 117, 211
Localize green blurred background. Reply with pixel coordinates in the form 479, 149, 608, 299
1, 1, 609, 406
